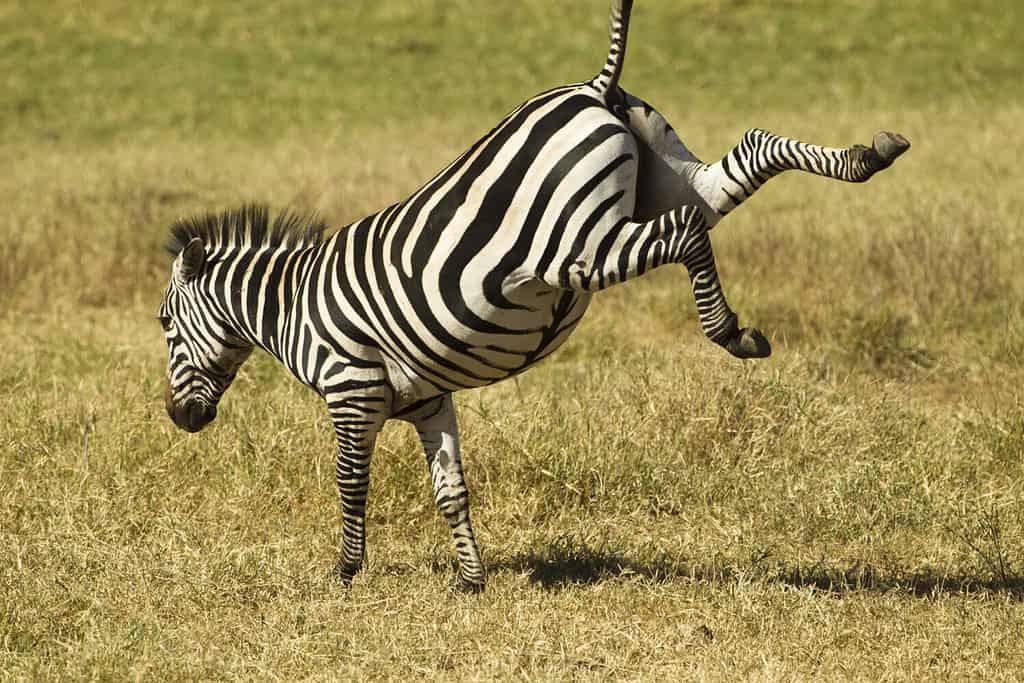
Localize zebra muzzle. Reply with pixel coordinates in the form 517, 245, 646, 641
169, 399, 217, 433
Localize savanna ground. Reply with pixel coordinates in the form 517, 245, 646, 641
2, 0, 1023, 679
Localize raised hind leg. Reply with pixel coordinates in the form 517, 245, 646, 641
695, 128, 910, 220
404, 394, 485, 592
621, 92, 909, 225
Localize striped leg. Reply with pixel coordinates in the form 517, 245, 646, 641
411, 395, 485, 592
554, 205, 770, 359
697, 128, 911, 218
327, 383, 389, 586
621, 94, 909, 225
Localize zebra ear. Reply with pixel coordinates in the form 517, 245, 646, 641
177, 237, 206, 283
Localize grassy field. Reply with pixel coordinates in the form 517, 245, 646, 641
3, 0, 1024, 678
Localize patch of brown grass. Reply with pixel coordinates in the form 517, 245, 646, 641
3, 96, 1024, 683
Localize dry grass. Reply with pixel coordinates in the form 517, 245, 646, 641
3, 1, 1024, 679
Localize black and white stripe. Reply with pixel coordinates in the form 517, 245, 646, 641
590, 0, 633, 98
158, 1, 908, 590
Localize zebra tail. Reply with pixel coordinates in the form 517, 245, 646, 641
590, 0, 634, 103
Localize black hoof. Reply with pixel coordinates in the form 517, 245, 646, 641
851, 131, 910, 180
726, 327, 772, 359
872, 131, 910, 163
330, 562, 359, 587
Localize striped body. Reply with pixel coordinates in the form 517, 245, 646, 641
292, 86, 634, 405
159, 0, 908, 590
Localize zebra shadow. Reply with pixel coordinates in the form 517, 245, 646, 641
476, 541, 1024, 599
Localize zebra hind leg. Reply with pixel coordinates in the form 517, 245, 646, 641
696, 128, 911, 218
410, 395, 486, 593
550, 205, 771, 359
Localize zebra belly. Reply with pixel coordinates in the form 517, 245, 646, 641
381, 280, 592, 404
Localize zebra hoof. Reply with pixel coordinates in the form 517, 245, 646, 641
727, 327, 771, 359
872, 131, 910, 164
330, 561, 359, 587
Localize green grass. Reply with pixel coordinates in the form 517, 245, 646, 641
3, 0, 1024, 679
3, 0, 1021, 144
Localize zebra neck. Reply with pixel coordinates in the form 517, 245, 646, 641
212, 244, 323, 363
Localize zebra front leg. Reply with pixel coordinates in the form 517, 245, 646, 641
326, 389, 387, 586
555, 205, 770, 359
694, 128, 910, 219
410, 395, 486, 593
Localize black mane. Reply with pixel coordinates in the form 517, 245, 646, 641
166, 204, 329, 256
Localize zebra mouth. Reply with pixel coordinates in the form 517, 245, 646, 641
168, 399, 217, 433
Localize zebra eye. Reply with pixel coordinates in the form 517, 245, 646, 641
158, 315, 174, 332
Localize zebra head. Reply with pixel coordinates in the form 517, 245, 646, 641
159, 236, 253, 433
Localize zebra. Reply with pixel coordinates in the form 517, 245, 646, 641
158, 0, 909, 592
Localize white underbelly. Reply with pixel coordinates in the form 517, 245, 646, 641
382, 281, 591, 406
